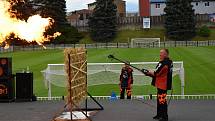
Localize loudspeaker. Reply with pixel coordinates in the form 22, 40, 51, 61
0, 78, 15, 102
0, 58, 12, 79
16, 73, 33, 101
0, 58, 14, 102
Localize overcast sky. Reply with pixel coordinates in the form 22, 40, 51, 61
66, 0, 138, 12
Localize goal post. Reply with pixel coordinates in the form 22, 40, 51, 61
131, 38, 161, 48
42, 61, 185, 98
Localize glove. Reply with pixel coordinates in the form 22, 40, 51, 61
141, 69, 149, 75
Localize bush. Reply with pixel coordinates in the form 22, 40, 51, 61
53, 26, 83, 44
198, 26, 211, 37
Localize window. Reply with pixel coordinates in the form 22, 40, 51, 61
155, 3, 160, 8
205, 2, 210, 6
196, 2, 198, 6
79, 14, 84, 20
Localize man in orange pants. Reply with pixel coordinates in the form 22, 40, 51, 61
119, 62, 133, 99
145, 49, 173, 121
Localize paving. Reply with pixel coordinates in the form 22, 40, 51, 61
0, 99, 215, 121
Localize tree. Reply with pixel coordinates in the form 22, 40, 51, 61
34, 0, 68, 31
164, 0, 196, 41
34, 0, 83, 43
8, 0, 34, 21
88, 0, 117, 42
53, 26, 83, 44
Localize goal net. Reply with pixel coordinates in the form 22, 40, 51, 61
131, 38, 161, 48
42, 62, 184, 98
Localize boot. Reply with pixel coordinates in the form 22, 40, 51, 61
153, 115, 161, 120
159, 117, 168, 121
159, 119, 168, 121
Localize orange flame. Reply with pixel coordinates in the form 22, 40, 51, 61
0, 1, 61, 49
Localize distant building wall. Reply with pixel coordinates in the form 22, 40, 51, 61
140, 0, 215, 16
88, 0, 126, 17
139, 0, 150, 17
150, 3, 166, 16
114, 0, 126, 17
192, 1, 215, 14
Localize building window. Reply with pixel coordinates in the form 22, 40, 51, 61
196, 2, 198, 6
205, 2, 210, 6
79, 14, 84, 20
155, 3, 160, 8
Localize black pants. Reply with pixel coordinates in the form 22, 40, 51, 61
120, 87, 131, 99
157, 88, 168, 119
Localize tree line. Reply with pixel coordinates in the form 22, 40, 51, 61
8, 0, 208, 45
89, 0, 201, 42
7, 0, 83, 46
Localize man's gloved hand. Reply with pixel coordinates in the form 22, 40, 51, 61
141, 69, 149, 75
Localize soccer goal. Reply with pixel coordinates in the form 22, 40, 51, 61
42, 61, 184, 99
131, 38, 161, 48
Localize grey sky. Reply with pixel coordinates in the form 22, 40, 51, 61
66, 0, 138, 12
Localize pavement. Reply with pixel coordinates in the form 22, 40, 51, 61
0, 99, 215, 121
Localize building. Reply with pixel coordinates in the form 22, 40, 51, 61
126, 12, 139, 17
88, 0, 126, 17
139, 0, 215, 17
66, 9, 93, 27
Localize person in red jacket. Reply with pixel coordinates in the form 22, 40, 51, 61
119, 62, 133, 99
145, 48, 173, 121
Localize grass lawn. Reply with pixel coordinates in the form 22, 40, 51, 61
79, 28, 215, 43
1, 47, 215, 96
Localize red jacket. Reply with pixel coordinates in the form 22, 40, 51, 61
151, 58, 173, 90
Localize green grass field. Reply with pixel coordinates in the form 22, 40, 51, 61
79, 28, 215, 43
1, 47, 215, 96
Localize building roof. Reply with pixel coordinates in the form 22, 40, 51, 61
150, 0, 165, 3
150, 0, 215, 3
88, 0, 126, 6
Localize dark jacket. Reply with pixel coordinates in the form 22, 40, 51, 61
120, 67, 133, 88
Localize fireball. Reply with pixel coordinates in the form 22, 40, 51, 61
0, 1, 61, 48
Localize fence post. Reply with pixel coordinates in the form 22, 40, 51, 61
96, 43, 97, 49
106, 42, 108, 49
197, 41, 199, 47
117, 42, 119, 48
127, 42, 130, 48
186, 41, 188, 47
85, 43, 87, 49
164, 42, 165, 48
175, 41, 177, 47
208, 40, 210, 46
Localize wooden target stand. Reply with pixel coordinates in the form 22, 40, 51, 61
54, 48, 103, 121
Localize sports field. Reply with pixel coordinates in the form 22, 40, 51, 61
0, 47, 215, 96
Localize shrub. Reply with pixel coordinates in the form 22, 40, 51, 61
198, 26, 211, 37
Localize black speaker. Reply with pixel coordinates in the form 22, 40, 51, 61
0, 58, 12, 79
0, 79, 15, 102
0, 58, 14, 102
16, 73, 33, 101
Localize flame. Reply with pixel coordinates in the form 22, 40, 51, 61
0, 1, 61, 48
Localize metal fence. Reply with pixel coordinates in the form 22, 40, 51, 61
1, 40, 215, 53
